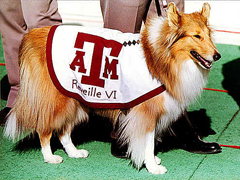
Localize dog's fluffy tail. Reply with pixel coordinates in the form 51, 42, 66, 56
4, 109, 33, 141
4, 112, 21, 141
3, 27, 53, 141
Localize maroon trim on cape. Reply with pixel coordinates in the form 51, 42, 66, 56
46, 25, 166, 109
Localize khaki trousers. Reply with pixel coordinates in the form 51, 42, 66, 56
100, 0, 184, 33
0, 0, 62, 107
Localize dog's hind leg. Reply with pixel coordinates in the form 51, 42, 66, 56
144, 130, 167, 174
38, 131, 63, 164
59, 128, 89, 158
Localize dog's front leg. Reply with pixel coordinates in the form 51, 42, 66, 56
144, 130, 167, 174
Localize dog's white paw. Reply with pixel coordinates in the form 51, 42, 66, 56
146, 164, 167, 175
155, 156, 161, 165
44, 155, 63, 164
68, 149, 89, 158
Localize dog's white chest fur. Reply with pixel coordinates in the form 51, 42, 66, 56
160, 60, 208, 131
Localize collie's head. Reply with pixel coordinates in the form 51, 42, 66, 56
141, 3, 221, 99
166, 2, 221, 69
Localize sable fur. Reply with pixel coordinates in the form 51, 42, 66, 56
4, 3, 220, 175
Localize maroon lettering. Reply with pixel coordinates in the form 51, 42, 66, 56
105, 90, 117, 99
70, 51, 87, 73
103, 57, 119, 79
74, 33, 123, 88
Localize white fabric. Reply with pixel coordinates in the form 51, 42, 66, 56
47, 25, 164, 109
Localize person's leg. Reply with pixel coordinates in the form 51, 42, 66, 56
100, 0, 149, 33
0, 0, 61, 108
21, 0, 62, 31
0, 0, 62, 124
0, 0, 26, 109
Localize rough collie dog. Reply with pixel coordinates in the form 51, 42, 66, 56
4, 3, 221, 174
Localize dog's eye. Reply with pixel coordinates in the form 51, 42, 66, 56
194, 35, 201, 39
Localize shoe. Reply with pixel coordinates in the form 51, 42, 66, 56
111, 135, 222, 158
180, 136, 222, 154
0, 107, 11, 126
111, 138, 128, 159
170, 111, 222, 154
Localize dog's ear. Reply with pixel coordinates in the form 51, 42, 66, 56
167, 2, 180, 29
200, 3, 211, 20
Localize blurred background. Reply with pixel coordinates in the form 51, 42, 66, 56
57, 0, 240, 45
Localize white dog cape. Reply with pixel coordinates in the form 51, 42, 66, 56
46, 25, 165, 109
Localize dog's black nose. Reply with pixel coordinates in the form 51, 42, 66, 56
213, 53, 221, 61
